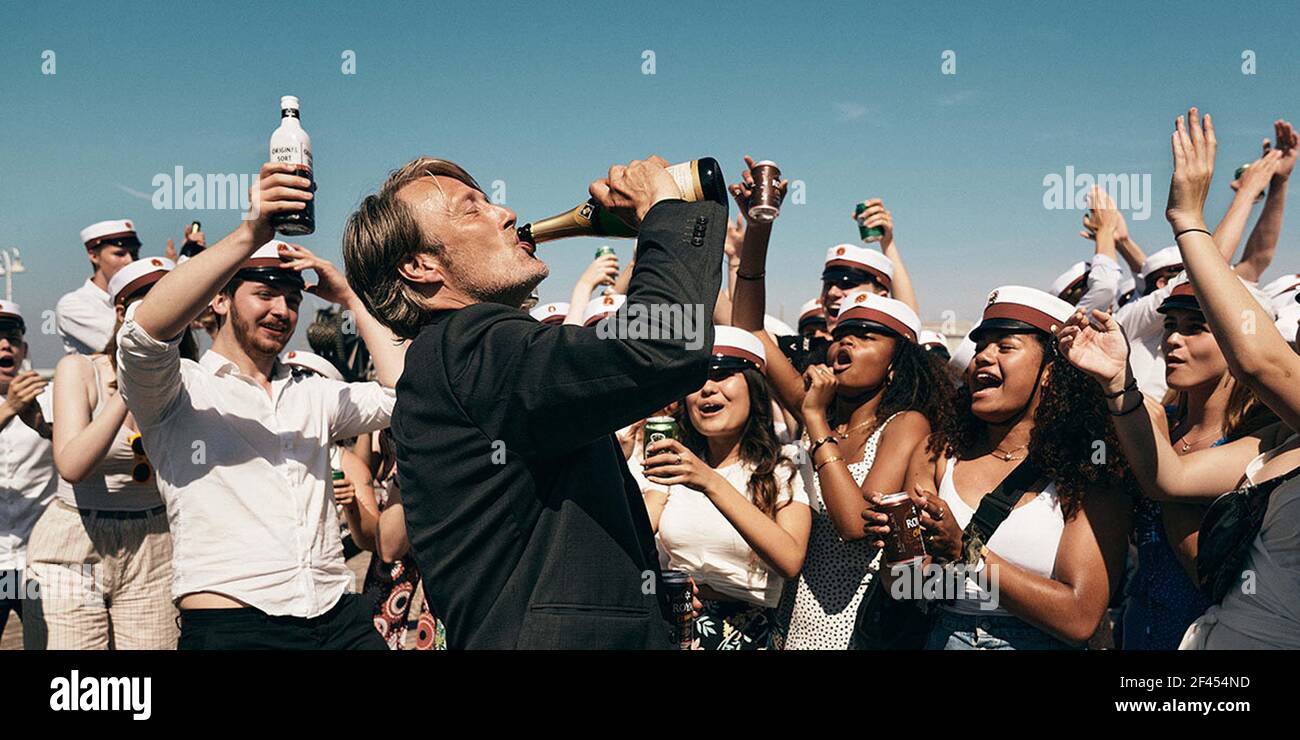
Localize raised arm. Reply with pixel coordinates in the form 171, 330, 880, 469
1077, 187, 1122, 315
563, 254, 620, 326
276, 243, 408, 388
1058, 308, 1273, 499
1167, 108, 1300, 433
133, 162, 310, 342
859, 199, 919, 313
1235, 121, 1297, 282
445, 164, 726, 458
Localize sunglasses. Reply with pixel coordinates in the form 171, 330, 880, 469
128, 433, 153, 484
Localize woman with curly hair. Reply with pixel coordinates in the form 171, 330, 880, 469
761, 290, 952, 649
866, 286, 1131, 650
639, 327, 811, 650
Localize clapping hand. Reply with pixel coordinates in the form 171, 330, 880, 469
1165, 107, 1216, 233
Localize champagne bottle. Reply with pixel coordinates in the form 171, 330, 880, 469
518, 157, 725, 245
269, 95, 316, 236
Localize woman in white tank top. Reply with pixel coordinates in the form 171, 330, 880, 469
868, 286, 1131, 650
1060, 112, 1300, 649
24, 264, 199, 649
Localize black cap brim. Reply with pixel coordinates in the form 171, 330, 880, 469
833, 318, 903, 339
971, 318, 1045, 341
821, 266, 875, 285
708, 355, 758, 373
1156, 295, 1200, 314
236, 268, 306, 290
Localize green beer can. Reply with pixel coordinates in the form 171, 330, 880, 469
595, 245, 617, 259
643, 416, 679, 460
855, 201, 884, 243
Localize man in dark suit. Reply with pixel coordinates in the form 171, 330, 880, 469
342, 155, 724, 648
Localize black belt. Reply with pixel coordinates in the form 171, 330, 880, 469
58, 500, 166, 519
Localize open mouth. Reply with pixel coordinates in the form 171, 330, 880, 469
518, 239, 536, 257
260, 323, 291, 338
831, 348, 853, 373
0, 356, 14, 370
971, 370, 1003, 398
698, 401, 726, 417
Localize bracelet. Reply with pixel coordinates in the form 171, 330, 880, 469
808, 435, 839, 457
815, 456, 845, 472
1110, 394, 1144, 417
736, 271, 765, 280
1173, 227, 1213, 240
1102, 379, 1137, 399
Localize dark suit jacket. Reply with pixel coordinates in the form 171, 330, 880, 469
393, 198, 726, 649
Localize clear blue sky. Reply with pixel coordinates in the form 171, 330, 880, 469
3, 0, 1298, 367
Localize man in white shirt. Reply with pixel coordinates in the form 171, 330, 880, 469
116, 162, 407, 649
57, 220, 142, 355
0, 301, 55, 641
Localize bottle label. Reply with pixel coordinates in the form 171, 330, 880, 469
271, 144, 313, 173
665, 161, 702, 202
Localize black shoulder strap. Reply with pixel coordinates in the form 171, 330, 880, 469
965, 459, 1042, 546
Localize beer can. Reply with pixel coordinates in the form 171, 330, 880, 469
747, 160, 783, 223
661, 570, 695, 650
1235, 163, 1265, 202
331, 469, 345, 482
643, 416, 679, 459
855, 201, 885, 243
595, 245, 617, 259
878, 492, 926, 565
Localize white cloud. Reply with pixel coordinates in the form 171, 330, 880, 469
112, 182, 153, 201
834, 101, 868, 122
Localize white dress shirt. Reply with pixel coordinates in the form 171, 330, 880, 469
1076, 253, 1121, 318
115, 304, 395, 617
56, 279, 115, 355
0, 388, 56, 571
1115, 278, 1177, 401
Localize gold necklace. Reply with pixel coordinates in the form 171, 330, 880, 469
991, 442, 1029, 462
836, 418, 877, 440
1178, 429, 1216, 452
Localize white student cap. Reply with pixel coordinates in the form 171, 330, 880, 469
581, 293, 626, 327
821, 244, 893, 292
974, 285, 1074, 339
236, 241, 306, 289
948, 330, 977, 377
529, 302, 570, 325
108, 257, 175, 306
282, 350, 344, 382
1048, 260, 1090, 298
81, 219, 139, 250
0, 300, 24, 331
709, 325, 766, 373
833, 289, 919, 342
918, 329, 948, 349
797, 298, 826, 331
1139, 246, 1184, 281
1157, 274, 1276, 320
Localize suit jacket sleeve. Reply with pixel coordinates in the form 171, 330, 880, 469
447, 198, 726, 458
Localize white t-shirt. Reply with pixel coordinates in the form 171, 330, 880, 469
646, 444, 809, 608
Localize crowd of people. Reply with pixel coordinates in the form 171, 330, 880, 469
1, 107, 1297, 650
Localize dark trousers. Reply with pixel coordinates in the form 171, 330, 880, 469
178, 593, 387, 650
0, 570, 22, 641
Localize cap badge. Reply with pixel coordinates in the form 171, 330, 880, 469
987, 290, 999, 306
151, 258, 163, 267
836, 246, 846, 256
